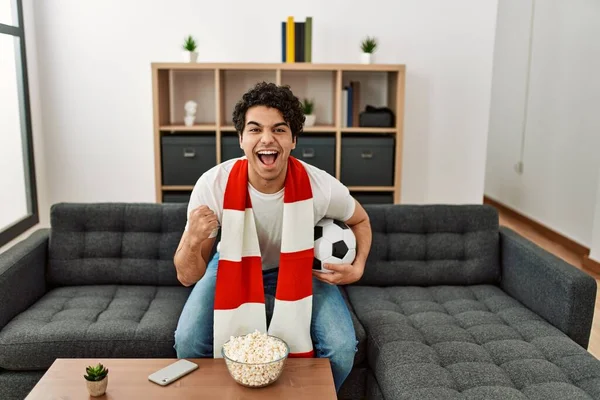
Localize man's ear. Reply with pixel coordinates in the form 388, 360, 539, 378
239, 133, 243, 148
291, 135, 297, 150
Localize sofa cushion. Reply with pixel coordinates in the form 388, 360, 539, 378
0, 285, 191, 370
357, 205, 500, 286
48, 203, 187, 286
346, 284, 600, 399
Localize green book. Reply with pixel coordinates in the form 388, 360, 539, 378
305, 17, 312, 63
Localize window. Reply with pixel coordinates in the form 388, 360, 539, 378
0, 0, 38, 248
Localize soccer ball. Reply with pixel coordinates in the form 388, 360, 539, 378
313, 218, 356, 273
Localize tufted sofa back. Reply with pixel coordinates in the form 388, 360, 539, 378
357, 204, 500, 286
48, 203, 187, 286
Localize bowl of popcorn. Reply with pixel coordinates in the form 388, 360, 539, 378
221, 330, 290, 388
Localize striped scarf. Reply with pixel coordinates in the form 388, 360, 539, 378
213, 156, 315, 358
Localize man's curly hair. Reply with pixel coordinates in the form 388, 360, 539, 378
232, 82, 305, 139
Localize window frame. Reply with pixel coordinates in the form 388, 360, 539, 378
0, 0, 39, 248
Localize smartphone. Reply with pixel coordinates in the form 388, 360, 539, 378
148, 359, 198, 386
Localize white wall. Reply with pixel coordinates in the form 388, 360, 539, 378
0, 0, 50, 254
485, 0, 600, 247
31, 0, 498, 208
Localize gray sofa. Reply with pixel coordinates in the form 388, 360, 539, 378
0, 202, 599, 399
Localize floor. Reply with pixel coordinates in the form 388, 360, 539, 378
497, 207, 600, 357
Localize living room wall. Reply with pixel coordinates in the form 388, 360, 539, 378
484, 0, 600, 248
30, 0, 497, 209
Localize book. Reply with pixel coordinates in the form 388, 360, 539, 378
342, 88, 348, 128
351, 81, 361, 126
347, 84, 353, 127
286, 16, 295, 63
295, 22, 304, 62
281, 21, 286, 62
304, 17, 312, 63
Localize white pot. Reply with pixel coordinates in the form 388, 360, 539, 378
184, 115, 196, 127
86, 377, 108, 397
304, 114, 316, 127
361, 52, 373, 64
183, 51, 198, 63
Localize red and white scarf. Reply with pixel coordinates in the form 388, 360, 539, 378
213, 156, 315, 358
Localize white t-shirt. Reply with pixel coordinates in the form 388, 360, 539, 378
185, 157, 356, 270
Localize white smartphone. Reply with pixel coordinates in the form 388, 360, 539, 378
148, 359, 198, 386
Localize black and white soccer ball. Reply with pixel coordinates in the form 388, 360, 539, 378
313, 218, 356, 273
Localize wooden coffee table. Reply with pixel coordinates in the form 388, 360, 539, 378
25, 358, 337, 399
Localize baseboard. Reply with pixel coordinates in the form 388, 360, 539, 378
583, 255, 600, 275
483, 196, 590, 257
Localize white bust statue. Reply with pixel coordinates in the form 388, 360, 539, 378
184, 100, 197, 117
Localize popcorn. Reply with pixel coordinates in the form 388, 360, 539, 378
222, 330, 288, 387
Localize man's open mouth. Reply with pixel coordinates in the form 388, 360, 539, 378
256, 150, 279, 166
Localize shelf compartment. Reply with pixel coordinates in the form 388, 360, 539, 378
281, 70, 337, 127
220, 70, 278, 125
340, 70, 398, 130
169, 69, 216, 126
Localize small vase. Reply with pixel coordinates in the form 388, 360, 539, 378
184, 115, 196, 127
183, 51, 198, 63
361, 52, 373, 64
86, 377, 108, 397
304, 114, 316, 127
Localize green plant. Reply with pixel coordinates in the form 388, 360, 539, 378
182, 35, 197, 52
302, 98, 315, 115
360, 36, 378, 53
84, 363, 109, 382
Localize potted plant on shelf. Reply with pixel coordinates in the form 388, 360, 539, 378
360, 36, 377, 64
302, 98, 316, 127
84, 363, 109, 397
182, 35, 198, 62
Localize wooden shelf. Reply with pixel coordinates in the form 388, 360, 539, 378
160, 124, 217, 132
152, 62, 405, 73
348, 186, 395, 192
303, 126, 337, 133
162, 185, 194, 191
152, 62, 405, 204
220, 125, 337, 133
342, 127, 398, 134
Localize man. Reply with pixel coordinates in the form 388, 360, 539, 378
173, 81, 372, 392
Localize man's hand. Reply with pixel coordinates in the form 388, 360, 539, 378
312, 260, 365, 285
187, 205, 219, 248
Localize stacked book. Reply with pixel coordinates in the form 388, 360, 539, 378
342, 82, 361, 128
281, 16, 312, 63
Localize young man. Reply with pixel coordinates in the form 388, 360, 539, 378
173, 82, 372, 392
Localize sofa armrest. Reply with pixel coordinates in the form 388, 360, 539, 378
499, 226, 596, 349
0, 229, 49, 330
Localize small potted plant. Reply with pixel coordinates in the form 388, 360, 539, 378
302, 98, 316, 127
84, 363, 109, 397
360, 36, 377, 64
182, 35, 198, 63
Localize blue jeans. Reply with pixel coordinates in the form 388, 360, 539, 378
174, 252, 358, 392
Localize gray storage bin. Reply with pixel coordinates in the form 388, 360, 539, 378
292, 136, 335, 176
163, 192, 191, 203
341, 136, 394, 186
352, 192, 394, 205
221, 135, 244, 162
162, 135, 216, 185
